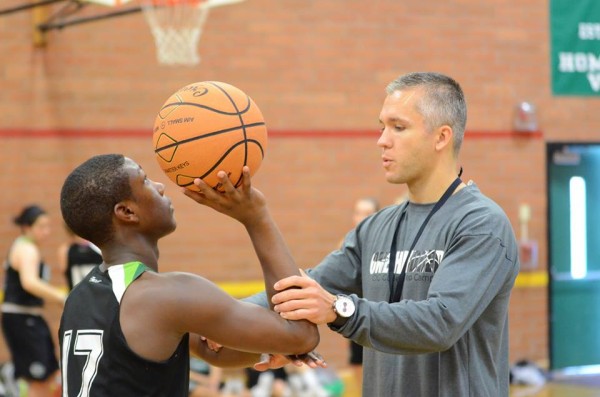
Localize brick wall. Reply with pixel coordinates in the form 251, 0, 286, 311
0, 0, 596, 370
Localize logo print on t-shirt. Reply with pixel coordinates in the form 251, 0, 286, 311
369, 250, 444, 275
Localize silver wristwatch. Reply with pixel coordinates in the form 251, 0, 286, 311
332, 294, 356, 318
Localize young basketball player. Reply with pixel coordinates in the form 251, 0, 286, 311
58, 154, 320, 396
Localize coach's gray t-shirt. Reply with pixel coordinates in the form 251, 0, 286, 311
248, 182, 519, 397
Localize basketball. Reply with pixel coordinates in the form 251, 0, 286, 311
152, 81, 268, 191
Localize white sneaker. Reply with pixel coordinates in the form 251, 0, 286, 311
0, 363, 19, 397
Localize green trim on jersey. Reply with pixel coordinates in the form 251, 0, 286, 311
123, 261, 147, 284
107, 261, 151, 303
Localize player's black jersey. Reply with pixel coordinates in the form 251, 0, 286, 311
65, 242, 103, 290
59, 262, 189, 397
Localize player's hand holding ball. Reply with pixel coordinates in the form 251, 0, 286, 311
183, 166, 268, 228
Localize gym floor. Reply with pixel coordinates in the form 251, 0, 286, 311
340, 370, 600, 397
510, 383, 600, 397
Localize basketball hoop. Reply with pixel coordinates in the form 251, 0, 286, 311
142, 0, 210, 66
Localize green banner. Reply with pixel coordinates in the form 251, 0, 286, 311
551, 0, 600, 96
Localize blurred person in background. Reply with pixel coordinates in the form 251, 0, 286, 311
2, 205, 66, 397
57, 224, 103, 290
343, 197, 380, 389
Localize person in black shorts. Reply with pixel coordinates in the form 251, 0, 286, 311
342, 198, 380, 388
1, 205, 67, 397
58, 154, 321, 396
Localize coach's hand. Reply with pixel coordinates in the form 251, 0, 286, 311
272, 269, 337, 325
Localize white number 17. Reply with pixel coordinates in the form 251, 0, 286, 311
62, 330, 104, 397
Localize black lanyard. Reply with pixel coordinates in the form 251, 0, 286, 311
387, 177, 463, 303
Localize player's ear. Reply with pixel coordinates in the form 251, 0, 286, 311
434, 125, 453, 152
114, 201, 139, 224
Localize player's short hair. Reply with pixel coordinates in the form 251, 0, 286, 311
386, 72, 467, 155
60, 154, 132, 246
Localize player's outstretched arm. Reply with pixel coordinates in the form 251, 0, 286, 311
118, 271, 319, 367
179, 168, 319, 366
183, 167, 311, 308
143, 272, 318, 360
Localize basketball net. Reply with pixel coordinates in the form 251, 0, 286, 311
142, 0, 210, 66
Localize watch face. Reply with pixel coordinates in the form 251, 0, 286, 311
335, 296, 355, 317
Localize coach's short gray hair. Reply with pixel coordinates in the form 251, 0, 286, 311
386, 72, 467, 155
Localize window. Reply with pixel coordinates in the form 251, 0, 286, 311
570, 176, 587, 279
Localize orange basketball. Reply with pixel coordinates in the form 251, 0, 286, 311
152, 81, 268, 191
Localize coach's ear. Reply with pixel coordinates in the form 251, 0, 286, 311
434, 125, 453, 153
114, 201, 140, 224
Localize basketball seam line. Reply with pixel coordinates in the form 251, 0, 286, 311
209, 82, 249, 188
159, 99, 252, 117
154, 122, 266, 153
176, 138, 265, 187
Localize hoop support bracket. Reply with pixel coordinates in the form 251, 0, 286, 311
37, 5, 141, 31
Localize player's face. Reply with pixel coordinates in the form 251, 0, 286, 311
123, 158, 176, 238
377, 88, 436, 185
25, 214, 51, 243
